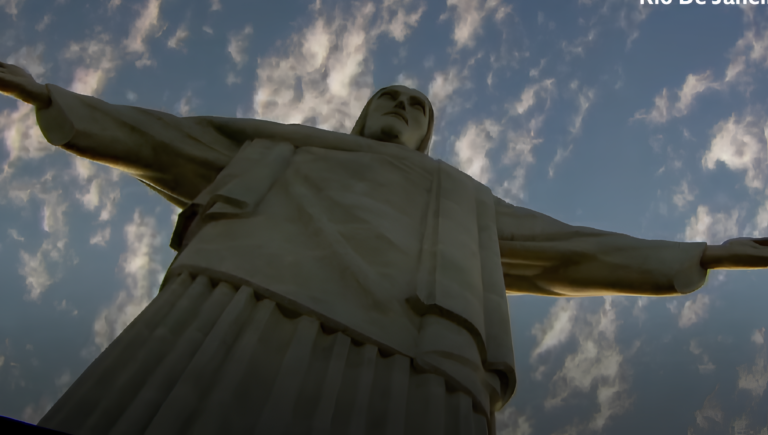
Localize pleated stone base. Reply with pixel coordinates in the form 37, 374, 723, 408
38, 272, 493, 435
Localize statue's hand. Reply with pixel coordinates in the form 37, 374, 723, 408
0, 61, 51, 108
701, 237, 768, 270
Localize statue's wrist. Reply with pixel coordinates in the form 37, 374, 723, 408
700, 244, 729, 270
32, 83, 52, 110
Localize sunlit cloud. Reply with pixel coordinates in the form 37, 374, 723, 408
174, 90, 196, 116
736, 347, 768, 397
453, 119, 501, 184
548, 144, 572, 178
72, 158, 121, 222
62, 33, 120, 96
702, 111, 768, 191
495, 406, 533, 435
530, 299, 579, 363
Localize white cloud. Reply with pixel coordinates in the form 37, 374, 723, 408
395, 72, 418, 89
108, 0, 122, 12
693, 386, 723, 429
175, 90, 196, 116
250, 1, 420, 134
90, 209, 163, 352
495, 406, 533, 435
495, 129, 541, 203
683, 205, 740, 244
202, 25, 213, 34
62, 34, 120, 97
375, 0, 426, 43
72, 158, 121, 222
123, 0, 166, 68
736, 348, 768, 397
540, 297, 636, 431
167, 24, 189, 50
440, 0, 511, 50
672, 179, 696, 210
453, 119, 501, 184
562, 29, 597, 58
702, 112, 768, 191
428, 67, 463, 114
9, 175, 74, 301
35, 14, 52, 31
678, 294, 710, 329
529, 58, 546, 78
752, 328, 766, 345
7, 43, 46, 83
228, 24, 253, 69
126, 90, 138, 102
210, 0, 221, 11
570, 81, 595, 136
633, 72, 720, 124
511, 79, 555, 116
0, 0, 25, 18
89, 227, 111, 246
8, 228, 24, 241
548, 144, 572, 178
0, 103, 53, 174
725, 8, 768, 83
530, 299, 579, 363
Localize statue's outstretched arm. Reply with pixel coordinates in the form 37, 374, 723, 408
1, 61, 268, 207
494, 197, 709, 297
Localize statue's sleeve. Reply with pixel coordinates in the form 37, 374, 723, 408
34, 84, 256, 207
494, 197, 708, 297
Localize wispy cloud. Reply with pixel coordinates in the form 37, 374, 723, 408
683, 205, 740, 244
453, 119, 501, 184
123, 0, 166, 68
227, 24, 253, 69
538, 297, 636, 432
63, 34, 120, 96
428, 67, 464, 115
35, 14, 53, 32
510, 78, 555, 116
548, 144, 572, 178
736, 346, 768, 397
89, 210, 163, 352
72, 158, 121, 222
679, 294, 710, 329
692, 385, 724, 430
375, 0, 426, 43
632, 72, 720, 124
0, 0, 25, 19
672, 179, 696, 211
569, 81, 595, 136
174, 90, 196, 116
167, 23, 189, 50
440, 0, 511, 50
530, 299, 579, 363
210, 0, 221, 11
250, 1, 423, 133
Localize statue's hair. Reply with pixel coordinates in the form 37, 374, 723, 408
349, 85, 435, 155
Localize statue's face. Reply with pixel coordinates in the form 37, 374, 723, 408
362, 85, 430, 150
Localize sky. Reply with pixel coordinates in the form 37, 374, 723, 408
0, 0, 767, 433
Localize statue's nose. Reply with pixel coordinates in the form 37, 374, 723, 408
394, 100, 405, 110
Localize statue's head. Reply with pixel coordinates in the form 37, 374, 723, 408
350, 85, 434, 154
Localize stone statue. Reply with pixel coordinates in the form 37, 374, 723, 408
2, 61, 768, 435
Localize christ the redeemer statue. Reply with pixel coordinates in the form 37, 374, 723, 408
2, 61, 767, 435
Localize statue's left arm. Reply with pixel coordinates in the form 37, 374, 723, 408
495, 197, 768, 297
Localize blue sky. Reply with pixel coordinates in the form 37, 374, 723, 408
1, 0, 767, 433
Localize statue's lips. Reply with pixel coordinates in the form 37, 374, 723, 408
384, 111, 408, 125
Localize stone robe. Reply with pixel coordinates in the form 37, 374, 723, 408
34, 85, 708, 435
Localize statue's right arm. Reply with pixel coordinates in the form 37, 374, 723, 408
0, 61, 271, 207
